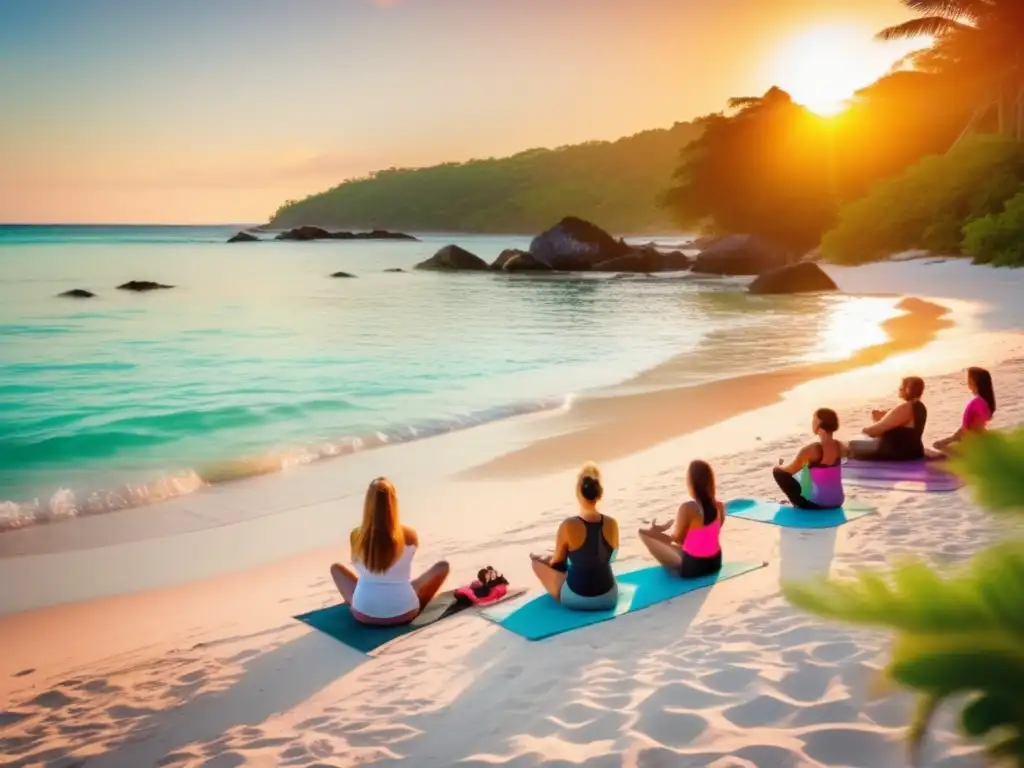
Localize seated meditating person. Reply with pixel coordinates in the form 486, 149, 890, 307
849, 376, 927, 461
773, 408, 847, 510
638, 459, 724, 579
529, 462, 619, 611
934, 367, 996, 453
330, 477, 450, 626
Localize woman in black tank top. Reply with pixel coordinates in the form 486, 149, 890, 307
529, 463, 620, 611
849, 376, 928, 461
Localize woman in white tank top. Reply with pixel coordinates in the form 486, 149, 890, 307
330, 477, 450, 626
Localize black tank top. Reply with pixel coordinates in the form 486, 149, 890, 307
565, 516, 615, 597
879, 400, 927, 460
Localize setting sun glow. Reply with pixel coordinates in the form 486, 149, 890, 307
771, 24, 905, 117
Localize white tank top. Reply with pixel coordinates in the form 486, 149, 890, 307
351, 545, 419, 619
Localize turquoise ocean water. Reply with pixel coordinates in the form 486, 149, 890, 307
0, 225, 892, 530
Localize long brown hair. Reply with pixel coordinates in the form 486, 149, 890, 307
687, 460, 717, 525
354, 477, 404, 573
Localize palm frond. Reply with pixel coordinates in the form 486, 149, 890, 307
903, 0, 988, 25
877, 15, 973, 40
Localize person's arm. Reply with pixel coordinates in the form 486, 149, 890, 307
779, 444, 814, 475
838, 441, 850, 459
606, 518, 620, 563
532, 520, 571, 565
667, 503, 693, 545
863, 402, 910, 438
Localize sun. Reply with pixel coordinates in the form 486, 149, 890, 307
771, 24, 899, 117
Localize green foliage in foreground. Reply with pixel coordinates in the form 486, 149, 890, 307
963, 190, 1024, 268
269, 121, 704, 235
784, 429, 1024, 765
821, 138, 1024, 265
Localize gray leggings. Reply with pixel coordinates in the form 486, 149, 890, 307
559, 582, 618, 611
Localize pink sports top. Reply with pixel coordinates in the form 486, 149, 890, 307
962, 396, 992, 432
681, 504, 722, 558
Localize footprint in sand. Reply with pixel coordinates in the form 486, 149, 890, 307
29, 689, 75, 709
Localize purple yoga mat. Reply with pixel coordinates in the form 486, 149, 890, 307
842, 459, 965, 493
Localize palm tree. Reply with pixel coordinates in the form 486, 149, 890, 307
877, 0, 1024, 140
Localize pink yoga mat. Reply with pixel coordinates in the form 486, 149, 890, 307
842, 459, 965, 493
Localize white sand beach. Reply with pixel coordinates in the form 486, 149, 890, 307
3, 259, 1024, 768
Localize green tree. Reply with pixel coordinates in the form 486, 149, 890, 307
661, 87, 837, 252
785, 429, 1024, 765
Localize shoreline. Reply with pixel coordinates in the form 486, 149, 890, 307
463, 296, 952, 479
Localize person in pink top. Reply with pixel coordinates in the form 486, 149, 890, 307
638, 460, 724, 579
933, 367, 996, 454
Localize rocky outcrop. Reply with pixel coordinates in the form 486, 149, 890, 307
330, 271, 357, 278
491, 249, 529, 270
594, 248, 692, 273
383, 268, 405, 273
748, 263, 838, 295
117, 281, 174, 292
415, 245, 488, 271
274, 227, 417, 242
691, 235, 791, 276
331, 229, 417, 241
227, 231, 260, 243
529, 217, 628, 270
275, 226, 331, 241
502, 253, 552, 272
58, 289, 95, 298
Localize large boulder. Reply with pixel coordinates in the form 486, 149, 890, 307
529, 217, 628, 270
415, 245, 488, 271
691, 235, 791, 276
748, 262, 838, 295
117, 280, 174, 292
594, 247, 692, 273
227, 231, 260, 243
275, 226, 331, 241
491, 249, 529, 270
502, 253, 552, 272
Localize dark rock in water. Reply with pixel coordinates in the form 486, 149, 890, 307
415, 245, 488, 271
749, 262, 838, 295
58, 289, 96, 299
275, 226, 331, 241
116, 281, 174, 292
491, 249, 529, 270
330, 271, 357, 278
275, 226, 417, 242
594, 247, 692, 273
529, 216, 628, 270
383, 268, 405, 273
329, 229, 418, 241
227, 231, 260, 243
691, 235, 791, 276
502, 253, 552, 272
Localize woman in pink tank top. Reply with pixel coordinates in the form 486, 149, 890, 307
638, 460, 724, 579
933, 367, 996, 455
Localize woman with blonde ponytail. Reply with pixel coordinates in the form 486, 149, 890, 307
530, 462, 619, 610
330, 477, 449, 625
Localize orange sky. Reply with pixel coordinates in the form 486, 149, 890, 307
0, 0, 925, 224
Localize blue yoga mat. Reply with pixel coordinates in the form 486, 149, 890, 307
483, 561, 766, 641
296, 587, 527, 653
726, 498, 876, 529
296, 604, 416, 653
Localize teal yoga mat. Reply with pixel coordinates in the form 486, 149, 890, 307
726, 498, 876, 529
297, 587, 527, 653
483, 562, 766, 641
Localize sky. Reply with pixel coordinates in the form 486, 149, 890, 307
0, 0, 925, 224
